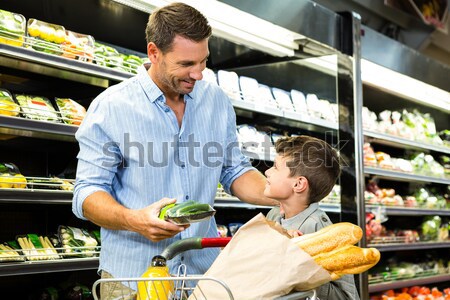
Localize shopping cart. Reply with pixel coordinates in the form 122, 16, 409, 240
92, 237, 317, 300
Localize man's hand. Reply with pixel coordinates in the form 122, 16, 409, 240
129, 198, 189, 242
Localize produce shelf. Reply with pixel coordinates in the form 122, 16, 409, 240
0, 115, 77, 141
0, 177, 74, 204
0, 257, 99, 277
0, 43, 132, 87
364, 167, 450, 185
364, 130, 450, 154
369, 274, 450, 293
0, 189, 72, 204
369, 241, 450, 252
230, 99, 337, 133
366, 205, 450, 216
215, 189, 341, 213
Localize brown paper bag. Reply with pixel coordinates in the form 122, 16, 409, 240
189, 213, 332, 300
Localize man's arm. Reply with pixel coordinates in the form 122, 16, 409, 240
230, 170, 278, 206
82, 191, 188, 242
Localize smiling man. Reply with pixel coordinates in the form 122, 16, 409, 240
73, 2, 276, 299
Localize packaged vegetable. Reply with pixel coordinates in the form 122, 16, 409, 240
159, 200, 215, 225
0, 242, 24, 262
16, 234, 59, 260
0, 9, 26, 47
55, 98, 86, 125
0, 162, 27, 189
0, 89, 20, 117
62, 30, 95, 62
14, 94, 60, 122
27, 18, 66, 44
58, 225, 98, 258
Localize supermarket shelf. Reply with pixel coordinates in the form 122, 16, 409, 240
0, 257, 99, 277
215, 197, 342, 213
0, 115, 77, 141
364, 167, 450, 185
283, 111, 338, 130
230, 99, 338, 132
214, 197, 273, 210
0, 43, 132, 87
0, 189, 72, 204
366, 205, 450, 216
369, 274, 450, 293
369, 241, 450, 252
364, 130, 450, 154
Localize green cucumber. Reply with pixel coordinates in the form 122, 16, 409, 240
176, 203, 211, 215
159, 203, 176, 219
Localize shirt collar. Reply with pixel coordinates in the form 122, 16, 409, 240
281, 202, 320, 227
136, 63, 196, 103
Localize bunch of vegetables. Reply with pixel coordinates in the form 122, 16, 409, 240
16, 234, 59, 261
370, 286, 450, 300
159, 200, 216, 225
55, 98, 86, 126
94, 42, 146, 74
58, 225, 99, 258
0, 89, 20, 117
0, 9, 26, 47
0, 162, 27, 189
15, 94, 60, 123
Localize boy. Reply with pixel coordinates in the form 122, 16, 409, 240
265, 136, 359, 300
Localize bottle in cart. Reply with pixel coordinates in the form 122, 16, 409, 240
137, 255, 174, 300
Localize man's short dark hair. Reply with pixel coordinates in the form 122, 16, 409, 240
275, 136, 341, 204
145, 2, 212, 53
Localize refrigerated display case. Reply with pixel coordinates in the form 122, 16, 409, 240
0, 0, 365, 298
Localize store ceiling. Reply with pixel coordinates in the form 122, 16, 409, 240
220, 0, 450, 68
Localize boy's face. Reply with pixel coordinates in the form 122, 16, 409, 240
264, 155, 297, 200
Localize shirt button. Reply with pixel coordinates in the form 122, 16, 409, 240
185, 195, 189, 200
181, 164, 185, 169
322, 217, 328, 222
164, 108, 170, 112
180, 256, 184, 261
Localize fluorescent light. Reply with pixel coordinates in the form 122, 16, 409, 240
361, 59, 450, 112
112, 0, 304, 57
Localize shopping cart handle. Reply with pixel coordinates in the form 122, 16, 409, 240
161, 237, 231, 260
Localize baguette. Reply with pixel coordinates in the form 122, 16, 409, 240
291, 222, 363, 257
313, 245, 380, 280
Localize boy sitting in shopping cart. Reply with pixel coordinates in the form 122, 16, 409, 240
265, 135, 359, 300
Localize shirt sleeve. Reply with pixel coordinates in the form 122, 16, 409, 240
72, 96, 123, 220
219, 96, 255, 194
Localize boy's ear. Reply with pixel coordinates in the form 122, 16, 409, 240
293, 176, 308, 193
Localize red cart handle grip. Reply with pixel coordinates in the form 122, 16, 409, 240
201, 237, 231, 248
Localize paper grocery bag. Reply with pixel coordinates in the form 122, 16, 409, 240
189, 213, 332, 300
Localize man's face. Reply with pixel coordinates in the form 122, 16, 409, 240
264, 155, 297, 200
152, 35, 209, 95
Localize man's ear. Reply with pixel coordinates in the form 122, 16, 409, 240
147, 42, 159, 63
293, 176, 308, 193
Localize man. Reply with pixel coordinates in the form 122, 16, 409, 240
73, 2, 276, 297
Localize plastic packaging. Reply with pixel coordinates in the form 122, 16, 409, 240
14, 94, 60, 122
159, 200, 216, 225
0, 89, 20, 117
0, 9, 26, 47
55, 98, 86, 125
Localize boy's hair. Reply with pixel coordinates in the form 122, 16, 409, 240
145, 2, 212, 53
275, 136, 341, 204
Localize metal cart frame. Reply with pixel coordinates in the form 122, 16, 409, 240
92, 237, 317, 300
